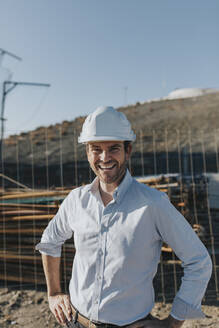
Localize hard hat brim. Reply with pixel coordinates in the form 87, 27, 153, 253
78, 135, 136, 143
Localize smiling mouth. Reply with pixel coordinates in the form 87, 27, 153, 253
98, 164, 116, 170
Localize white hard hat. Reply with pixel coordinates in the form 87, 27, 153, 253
78, 106, 136, 143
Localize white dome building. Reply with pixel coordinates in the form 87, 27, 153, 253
165, 88, 219, 100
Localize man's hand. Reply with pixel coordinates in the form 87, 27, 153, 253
42, 255, 72, 325
126, 315, 184, 328
48, 292, 72, 326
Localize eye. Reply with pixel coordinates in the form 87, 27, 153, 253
110, 146, 120, 152
92, 148, 101, 154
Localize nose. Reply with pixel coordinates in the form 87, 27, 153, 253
100, 150, 111, 162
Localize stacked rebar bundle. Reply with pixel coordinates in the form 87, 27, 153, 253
0, 189, 73, 287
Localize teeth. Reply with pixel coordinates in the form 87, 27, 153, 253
99, 165, 115, 169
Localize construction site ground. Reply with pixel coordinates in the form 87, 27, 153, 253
0, 288, 218, 328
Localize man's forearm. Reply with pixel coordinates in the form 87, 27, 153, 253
42, 254, 72, 325
42, 254, 62, 296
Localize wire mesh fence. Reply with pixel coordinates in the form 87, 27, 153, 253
0, 127, 219, 304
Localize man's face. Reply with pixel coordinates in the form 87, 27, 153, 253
86, 141, 132, 187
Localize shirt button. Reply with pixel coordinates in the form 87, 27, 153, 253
98, 249, 103, 256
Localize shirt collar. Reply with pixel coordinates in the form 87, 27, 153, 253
87, 169, 133, 204
87, 176, 99, 193
112, 169, 133, 204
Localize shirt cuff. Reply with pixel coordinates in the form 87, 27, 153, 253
171, 296, 205, 320
170, 313, 185, 321
35, 242, 62, 257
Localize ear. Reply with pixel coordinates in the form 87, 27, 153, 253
125, 143, 132, 161
85, 143, 89, 155
86, 144, 91, 163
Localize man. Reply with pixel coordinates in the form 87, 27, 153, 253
36, 106, 212, 328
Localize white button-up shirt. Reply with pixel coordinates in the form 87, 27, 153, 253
36, 170, 212, 325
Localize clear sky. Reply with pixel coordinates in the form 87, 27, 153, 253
0, 0, 219, 137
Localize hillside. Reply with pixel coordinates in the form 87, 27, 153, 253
4, 91, 219, 166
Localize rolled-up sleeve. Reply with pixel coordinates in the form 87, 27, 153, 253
35, 193, 74, 257
154, 193, 212, 320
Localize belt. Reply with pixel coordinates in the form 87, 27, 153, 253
70, 305, 117, 328
69, 305, 153, 328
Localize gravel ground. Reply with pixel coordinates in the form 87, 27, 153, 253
0, 288, 218, 328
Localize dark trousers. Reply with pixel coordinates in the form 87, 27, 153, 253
65, 313, 154, 328
65, 320, 84, 328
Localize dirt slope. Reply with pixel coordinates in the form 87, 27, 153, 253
3, 92, 219, 166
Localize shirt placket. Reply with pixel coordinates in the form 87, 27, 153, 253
90, 202, 116, 321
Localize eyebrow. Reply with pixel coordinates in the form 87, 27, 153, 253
109, 144, 122, 148
90, 145, 101, 149
90, 143, 122, 149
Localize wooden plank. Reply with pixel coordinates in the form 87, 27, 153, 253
0, 190, 71, 200
0, 202, 59, 209
150, 183, 178, 188
0, 228, 44, 234
0, 273, 45, 284
175, 202, 185, 207
12, 214, 54, 221
162, 260, 182, 265
0, 209, 46, 216
0, 217, 18, 223
162, 246, 173, 253
0, 253, 42, 261
0, 173, 30, 190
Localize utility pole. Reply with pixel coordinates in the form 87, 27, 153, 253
0, 49, 22, 175
0, 48, 50, 174
0, 49, 22, 129
0, 81, 50, 163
